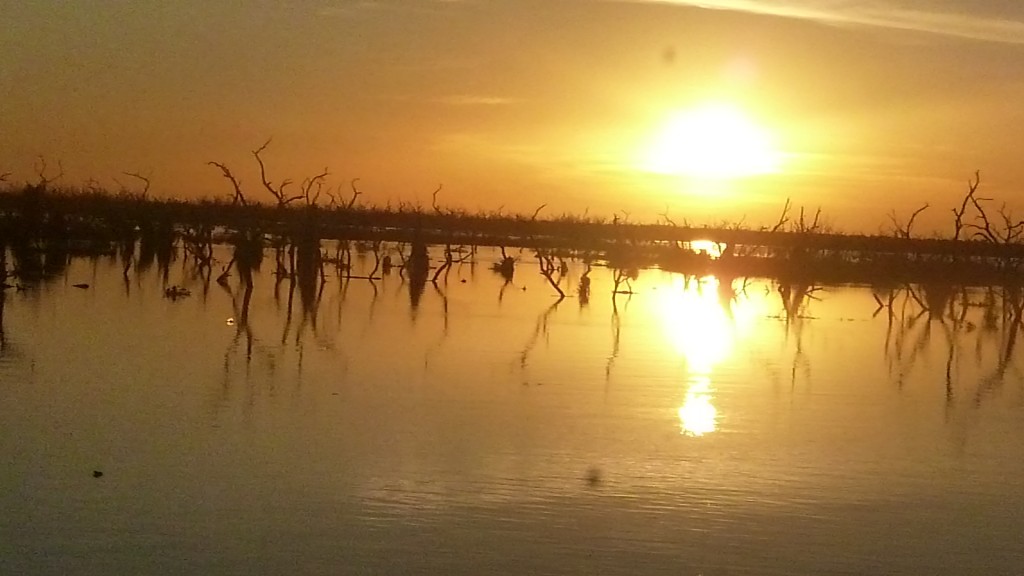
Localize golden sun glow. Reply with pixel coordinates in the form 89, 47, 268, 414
679, 376, 717, 437
642, 103, 783, 179
687, 239, 724, 259
658, 275, 733, 373
652, 274, 772, 437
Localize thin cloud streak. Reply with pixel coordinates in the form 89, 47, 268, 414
317, 0, 462, 18
630, 0, 1024, 44
436, 95, 520, 106
384, 94, 520, 105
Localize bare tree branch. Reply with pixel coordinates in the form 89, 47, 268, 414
300, 168, 330, 206
122, 171, 151, 198
770, 198, 792, 232
887, 203, 929, 239
536, 250, 565, 297
658, 205, 678, 227
996, 204, 1024, 244
722, 215, 747, 231
33, 156, 63, 189
794, 206, 822, 233
431, 184, 443, 215
952, 171, 980, 241
253, 138, 302, 207
967, 189, 997, 243
207, 161, 248, 206
346, 178, 362, 209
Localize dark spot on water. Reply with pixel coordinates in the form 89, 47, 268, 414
585, 466, 602, 487
73, 283, 89, 289
92, 470, 103, 478
662, 46, 676, 65
164, 285, 191, 300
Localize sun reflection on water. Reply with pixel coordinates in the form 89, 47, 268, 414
659, 276, 731, 372
655, 274, 768, 437
687, 239, 724, 259
678, 375, 717, 436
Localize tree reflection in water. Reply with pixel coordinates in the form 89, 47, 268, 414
876, 282, 1024, 406
2, 242, 1023, 420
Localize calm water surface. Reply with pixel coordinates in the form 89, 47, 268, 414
2, 247, 1023, 575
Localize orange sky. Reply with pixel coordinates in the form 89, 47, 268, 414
3, 1, 1024, 233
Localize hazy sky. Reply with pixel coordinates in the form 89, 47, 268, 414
3, 0, 1023, 231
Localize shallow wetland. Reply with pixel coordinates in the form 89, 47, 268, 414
9, 0, 1024, 571
1, 208, 1023, 574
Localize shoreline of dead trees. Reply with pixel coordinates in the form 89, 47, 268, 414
2, 154, 1024, 287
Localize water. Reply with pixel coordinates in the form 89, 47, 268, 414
2, 247, 1023, 575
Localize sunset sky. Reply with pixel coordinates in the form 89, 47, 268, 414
3, 0, 1023, 232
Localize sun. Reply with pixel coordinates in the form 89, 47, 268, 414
642, 103, 783, 179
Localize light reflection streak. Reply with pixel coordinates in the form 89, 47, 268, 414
678, 375, 717, 436
655, 274, 768, 436
687, 239, 724, 259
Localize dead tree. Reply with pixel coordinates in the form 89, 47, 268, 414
994, 206, 1024, 244
612, 267, 637, 296
658, 205, 678, 227
492, 246, 515, 281
253, 139, 303, 207
300, 169, 330, 207
537, 251, 565, 298
432, 244, 473, 283
207, 161, 248, 206
966, 182, 998, 243
432, 244, 454, 283
887, 203, 929, 239
32, 156, 63, 190
325, 179, 359, 209
367, 239, 385, 279
965, 202, 1024, 246
578, 262, 592, 304
431, 184, 444, 215
119, 171, 152, 198
769, 198, 792, 232
346, 178, 362, 209
952, 171, 981, 241
794, 206, 823, 233
950, 170, 1024, 244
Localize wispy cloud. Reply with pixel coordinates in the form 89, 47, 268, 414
435, 95, 520, 106
317, 0, 464, 18
625, 0, 1024, 44
382, 93, 520, 105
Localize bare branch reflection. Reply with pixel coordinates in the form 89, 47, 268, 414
605, 293, 624, 388
517, 296, 564, 381
776, 281, 820, 390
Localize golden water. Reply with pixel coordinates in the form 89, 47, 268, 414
1, 248, 1022, 575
